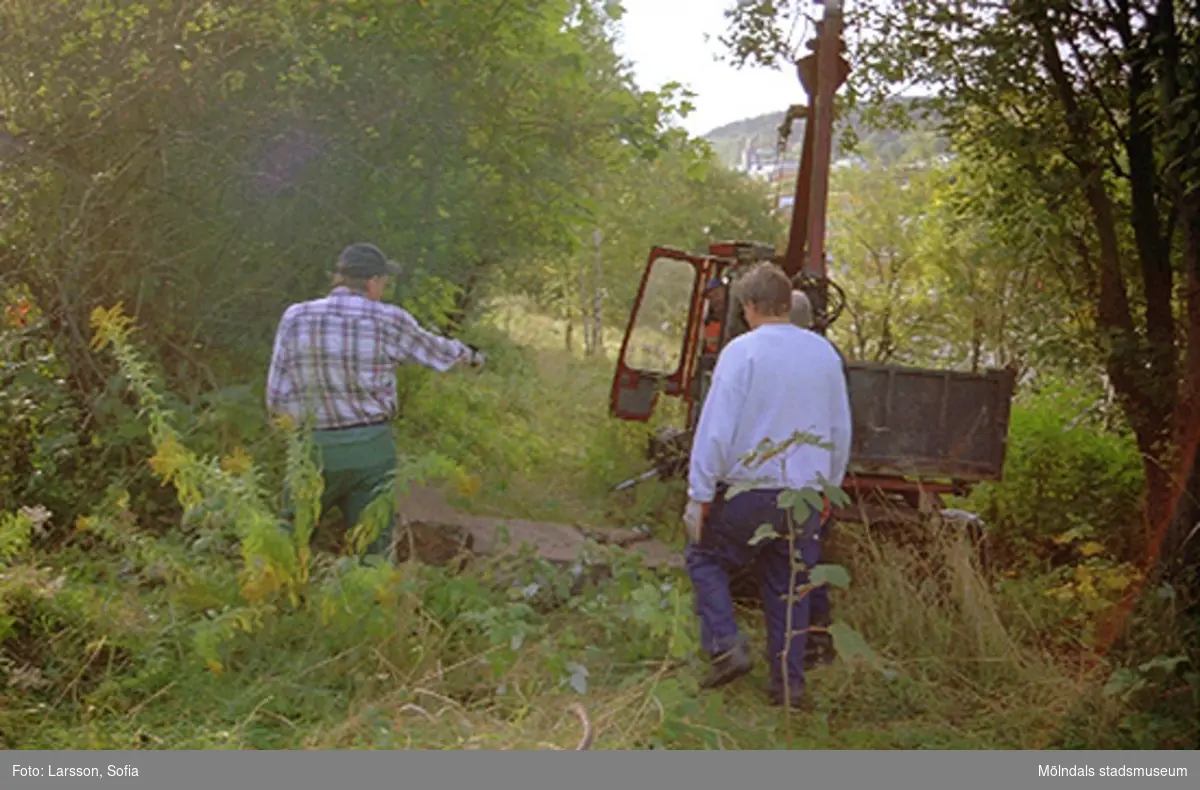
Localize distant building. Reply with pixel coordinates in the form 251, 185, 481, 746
739, 144, 782, 179
738, 141, 806, 176
769, 160, 799, 184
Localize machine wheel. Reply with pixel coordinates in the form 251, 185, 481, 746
937, 508, 992, 578
864, 509, 992, 596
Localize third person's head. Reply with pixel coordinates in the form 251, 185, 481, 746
790, 290, 813, 329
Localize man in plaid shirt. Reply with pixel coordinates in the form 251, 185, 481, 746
267, 242, 485, 559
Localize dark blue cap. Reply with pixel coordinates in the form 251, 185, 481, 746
336, 242, 402, 278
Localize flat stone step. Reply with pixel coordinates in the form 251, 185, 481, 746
395, 486, 684, 570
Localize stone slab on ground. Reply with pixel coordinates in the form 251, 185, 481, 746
396, 485, 683, 570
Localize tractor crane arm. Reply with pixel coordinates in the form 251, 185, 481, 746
782, 0, 850, 331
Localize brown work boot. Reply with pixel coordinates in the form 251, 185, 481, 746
699, 634, 752, 689
803, 631, 837, 670
767, 683, 811, 711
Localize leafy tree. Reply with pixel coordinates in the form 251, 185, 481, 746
499, 135, 783, 353
918, 152, 1103, 384
822, 136, 1092, 388
826, 139, 944, 364
0, 0, 683, 388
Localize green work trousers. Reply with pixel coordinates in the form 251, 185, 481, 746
281, 423, 398, 559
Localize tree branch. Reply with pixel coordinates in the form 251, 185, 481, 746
1029, 1, 1155, 439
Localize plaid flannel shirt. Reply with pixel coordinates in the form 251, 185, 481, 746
266, 287, 472, 430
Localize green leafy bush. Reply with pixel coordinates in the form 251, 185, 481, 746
0, 292, 177, 531
964, 381, 1144, 564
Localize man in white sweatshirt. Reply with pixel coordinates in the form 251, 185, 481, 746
682, 263, 852, 708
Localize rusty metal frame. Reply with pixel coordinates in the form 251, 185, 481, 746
609, 246, 708, 421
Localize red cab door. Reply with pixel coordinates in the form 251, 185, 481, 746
610, 247, 706, 421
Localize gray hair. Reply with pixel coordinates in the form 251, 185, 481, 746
790, 290, 813, 328
731, 262, 792, 317
331, 272, 372, 293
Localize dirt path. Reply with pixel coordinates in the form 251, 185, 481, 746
395, 485, 684, 570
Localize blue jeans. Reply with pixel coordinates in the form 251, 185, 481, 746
809, 517, 833, 628
685, 488, 823, 695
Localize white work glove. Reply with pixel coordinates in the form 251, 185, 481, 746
465, 345, 486, 368
683, 500, 709, 544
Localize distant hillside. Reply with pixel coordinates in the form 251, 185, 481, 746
701, 97, 948, 170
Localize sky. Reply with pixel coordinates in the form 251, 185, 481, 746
611, 0, 810, 138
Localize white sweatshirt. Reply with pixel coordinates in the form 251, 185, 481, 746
687, 322, 852, 504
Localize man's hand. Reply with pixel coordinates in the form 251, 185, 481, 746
683, 500, 710, 544
465, 344, 486, 368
